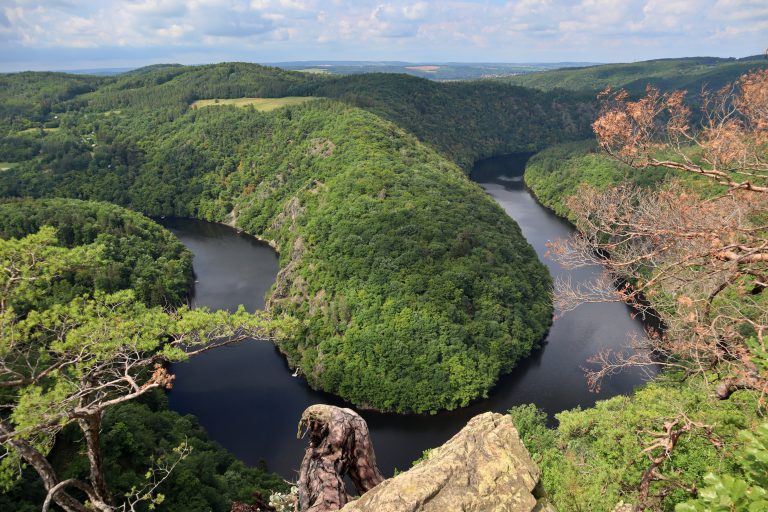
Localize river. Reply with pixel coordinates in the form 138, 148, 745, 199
160, 153, 651, 480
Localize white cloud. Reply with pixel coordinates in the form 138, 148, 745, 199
626, 0, 703, 32
507, 0, 552, 18
714, 18, 768, 36
712, 0, 768, 21
0, 0, 765, 70
403, 2, 429, 20
562, 0, 639, 32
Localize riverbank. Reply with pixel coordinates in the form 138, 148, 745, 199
163, 154, 653, 478
510, 145, 761, 511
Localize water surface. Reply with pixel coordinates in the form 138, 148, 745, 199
162, 154, 651, 479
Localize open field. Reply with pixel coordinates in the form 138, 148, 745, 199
17, 127, 60, 135
405, 65, 440, 72
298, 68, 332, 74
191, 96, 320, 111
0, 162, 18, 171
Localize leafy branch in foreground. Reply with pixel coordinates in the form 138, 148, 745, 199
676, 423, 768, 512
41, 439, 193, 512
0, 227, 290, 511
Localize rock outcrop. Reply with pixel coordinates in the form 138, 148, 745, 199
297, 405, 384, 512
295, 405, 553, 512
339, 412, 552, 512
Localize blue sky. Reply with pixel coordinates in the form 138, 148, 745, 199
1, 0, 766, 72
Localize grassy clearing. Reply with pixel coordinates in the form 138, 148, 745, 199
191, 97, 320, 111
0, 162, 18, 171
17, 127, 60, 135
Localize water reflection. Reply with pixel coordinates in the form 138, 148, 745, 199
163, 154, 652, 478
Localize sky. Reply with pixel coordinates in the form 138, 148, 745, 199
0, 0, 766, 72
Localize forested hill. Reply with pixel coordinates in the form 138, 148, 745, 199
501, 54, 767, 95
0, 71, 106, 120
0, 67, 556, 413
0, 198, 288, 511
0, 62, 595, 170
0, 198, 193, 308
315, 73, 594, 168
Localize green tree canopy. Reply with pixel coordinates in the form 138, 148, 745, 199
0, 227, 289, 511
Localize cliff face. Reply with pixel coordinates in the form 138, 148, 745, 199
340, 412, 553, 512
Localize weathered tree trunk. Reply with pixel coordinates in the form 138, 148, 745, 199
77, 412, 114, 510
297, 405, 384, 512
0, 419, 88, 512
715, 374, 762, 399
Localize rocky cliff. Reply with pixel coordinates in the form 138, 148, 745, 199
295, 404, 553, 512
340, 412, 553, 512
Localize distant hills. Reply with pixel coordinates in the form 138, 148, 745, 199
58, 61, 599, 81
55, 67, 137, 76
267, 61, 597, 81
500, 55, 768, 94
55, 56, 765, 88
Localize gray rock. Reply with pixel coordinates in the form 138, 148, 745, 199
340, 412, 549, 512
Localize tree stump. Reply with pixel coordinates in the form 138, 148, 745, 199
297, 405, 384, 512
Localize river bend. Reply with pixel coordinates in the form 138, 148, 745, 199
161, 154, 650, 479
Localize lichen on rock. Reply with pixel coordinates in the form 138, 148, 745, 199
340, 412, 549, 512
296, 406, 552, 512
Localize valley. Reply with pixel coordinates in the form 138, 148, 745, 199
1, 52, 765, 511
164, 154, 652, 478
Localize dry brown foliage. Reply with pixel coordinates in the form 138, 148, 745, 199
552, 68, 768, 404
550, 181, 768, 400
593, 69, 768, 192
553, 67, 768, 507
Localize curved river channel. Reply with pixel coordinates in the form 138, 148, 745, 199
160, 154, 651, 480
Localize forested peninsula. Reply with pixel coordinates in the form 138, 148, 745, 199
0, 63, 581, 413
3, 57, 767, 512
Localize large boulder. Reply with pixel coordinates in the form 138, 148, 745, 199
340, 412, 552, 512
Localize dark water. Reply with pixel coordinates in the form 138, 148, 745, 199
161, 154, 651, 480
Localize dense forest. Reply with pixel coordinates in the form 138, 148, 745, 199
502, 54, 768, 95
0, 198, 193, 307
0, 199, 287, 511
0, 62, 596, 169
0, 65, 558, 413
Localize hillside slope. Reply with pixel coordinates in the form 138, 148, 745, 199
0, 82, 554, 412
0, 62, 596, 170
502, 55, 767, 95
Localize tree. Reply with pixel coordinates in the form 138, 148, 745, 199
592, 69, 768, 192
0, 227, 286, 511
548, 68, 768, 509
676, 423, 768, 512
550, 68, 768, 399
